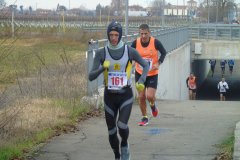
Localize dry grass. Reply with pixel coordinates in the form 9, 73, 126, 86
0, 98, 68, 145
0, 30, 104, 159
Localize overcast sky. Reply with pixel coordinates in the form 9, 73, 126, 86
4, 0, 240, 10
5, 0, 188, 10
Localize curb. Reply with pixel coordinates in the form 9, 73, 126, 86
234, 121, 240, 160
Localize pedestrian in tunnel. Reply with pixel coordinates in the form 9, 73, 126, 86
228, 59, 235, 75
217, 77, 229, 101
186, 73, 197, 100
209, 59, 216, 77
220, 59, 227, 75
131, 23, 167, 126
88, 20, 149, 160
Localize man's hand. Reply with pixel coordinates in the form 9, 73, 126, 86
136, 82, 145, 92
152, 62, 160, 70
103, 60, 110, 69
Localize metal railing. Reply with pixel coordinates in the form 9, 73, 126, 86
190, 24, 240, 40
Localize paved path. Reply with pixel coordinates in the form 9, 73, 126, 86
31, 100, 240, 160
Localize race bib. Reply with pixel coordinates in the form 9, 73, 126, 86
220, 87, 225, 92
140, 58, 153, 71
108, 72, 127, 90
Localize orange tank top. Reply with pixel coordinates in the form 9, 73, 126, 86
135, 37, 159, 76
188, 77, 196, 89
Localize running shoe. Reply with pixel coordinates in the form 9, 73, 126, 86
138, 117, 149, 126
151, 104, 158, 117
121, 144, 130, 160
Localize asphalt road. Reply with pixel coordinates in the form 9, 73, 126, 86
30, 100, 240, 160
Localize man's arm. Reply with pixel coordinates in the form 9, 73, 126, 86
225, 82, 229, 89
186, 78, 189, 88
195, 77, 197, 88
131, 40, 137, 49
129, 47, 149, 84
155, 39, 167, 64
88, 49, 105, 81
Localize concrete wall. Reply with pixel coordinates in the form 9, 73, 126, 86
192, 39, 240, 60
157, 42, 191, 100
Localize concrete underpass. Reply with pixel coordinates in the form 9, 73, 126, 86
193, 59, 240, 101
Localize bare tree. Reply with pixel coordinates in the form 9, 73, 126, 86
110, 0, 125, 16
199, 0, 237, 22
20, 5, 23, 14
0, 0, 6, 9
150, 0, 165, 16
29, 6, 32, 14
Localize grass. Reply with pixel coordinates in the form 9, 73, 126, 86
0, 129, 54, 160
214, 134, 234, 160
0, 97, 99, 160
0, 146, 22, 160
0, 37, 84, 84
0, 128, 54, 160
0, 30, 104, 160
0, 27, 104, 85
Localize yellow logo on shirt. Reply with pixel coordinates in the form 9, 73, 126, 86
114, 63, 121, 71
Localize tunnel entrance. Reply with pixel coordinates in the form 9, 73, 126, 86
193, 60, 240, 101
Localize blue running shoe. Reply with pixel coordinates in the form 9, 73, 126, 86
121, 144, 130, 160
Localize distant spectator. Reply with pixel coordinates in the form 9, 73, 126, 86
220, 60, 227, 75
231, 20, 239, 24
209, 59, 216, 77
186, 73, 197, 100
217, 77, 229, 101
228, 59, 235, 75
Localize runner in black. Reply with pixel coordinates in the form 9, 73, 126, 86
88, 20, 149, 160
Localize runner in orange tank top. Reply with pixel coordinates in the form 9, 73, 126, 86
131, 24, 167, 126
186, 73, 197, 100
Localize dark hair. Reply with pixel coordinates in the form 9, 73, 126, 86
107, 20, 122, 44
139, 24, 149, 30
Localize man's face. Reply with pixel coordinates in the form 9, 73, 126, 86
139, 29, 150, 43
109, 31, 119, 46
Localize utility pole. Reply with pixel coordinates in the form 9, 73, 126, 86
216, 0, 218, 23
207, 0, 209, 24
61, 9, 65, 33
162, 0, 165, 26
10, 5, 17, 38
11, 9, 14, 38
207, 0, 209, 39
99, 8, 102, 24
125, 0, 129, 36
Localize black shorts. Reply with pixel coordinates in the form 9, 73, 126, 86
189, 88, 197, 93
220, 92, 227, 97
211, 66, 215, 71
135, 71, 158, 89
